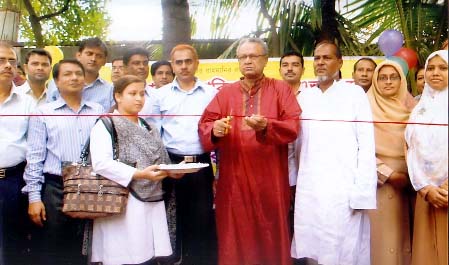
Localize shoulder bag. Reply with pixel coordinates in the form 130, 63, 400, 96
62, 116, 129, 219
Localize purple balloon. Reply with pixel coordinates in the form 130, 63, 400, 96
378, 30, 403, 56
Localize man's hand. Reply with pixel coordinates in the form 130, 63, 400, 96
426, 186, 448, 208
387, 171, 409, 189
244, 114, 267, 132
28, 201, 46, 227
213, 117, 232, 137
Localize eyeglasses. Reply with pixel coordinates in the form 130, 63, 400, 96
237, 54, 267, 61
378, 75, 401, 82
0, 58, 17, 66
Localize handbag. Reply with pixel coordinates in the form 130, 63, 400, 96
62, 116, 129, 219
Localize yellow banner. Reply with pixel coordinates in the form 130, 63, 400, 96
100, 56, 384, 89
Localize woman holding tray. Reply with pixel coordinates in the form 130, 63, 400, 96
89, 75, 182, 265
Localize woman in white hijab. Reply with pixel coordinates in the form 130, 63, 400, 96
405, 50, 448, 265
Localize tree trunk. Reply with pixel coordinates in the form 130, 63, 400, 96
22, 0, 44, 47
259, 0, 280, 57
22, 0, 71, 47
318, 0, 339, 43
161, 0, 192, 59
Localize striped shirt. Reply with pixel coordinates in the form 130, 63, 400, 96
47, 77, 114, 111
142, 78, 217, 155
22, 97, 104, 203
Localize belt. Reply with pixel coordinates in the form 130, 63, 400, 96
0, 161, 26, 179
168, 152, 211, 163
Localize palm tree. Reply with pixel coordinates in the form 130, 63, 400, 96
161, 0, 192, 59
207, 0, 347, 57
345, 0, 448, 64
206, 0, 447, 59
205, 0, 380, 57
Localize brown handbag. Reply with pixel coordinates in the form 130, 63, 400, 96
62, 116, 129, 219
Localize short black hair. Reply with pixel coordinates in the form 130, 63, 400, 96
150, 60, 173, 76
280, 51, 304, 67
24, 48, 52, 64
112, 57, 123, 64
353, 57, 377, 72
314, 40, 342, 59
52, 59, 85, 80
123, 47, 149, 66
78, 37, 108, 57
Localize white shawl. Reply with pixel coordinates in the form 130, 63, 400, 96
405, 50, 448, 190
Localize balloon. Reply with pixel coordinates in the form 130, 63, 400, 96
394, 47, 418, 69
378, 30, 403, 56
44, 46, 64, 66
386, 56, 409, 76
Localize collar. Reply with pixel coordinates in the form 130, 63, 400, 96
239, 75, 265, 95
52, 96, 93, 110
85, 77, 107, 88
20, 81, 47, 99
171, 77, 204, 93
1, 82, 19, 104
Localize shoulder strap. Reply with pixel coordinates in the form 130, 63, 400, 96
100, 116, 119, 160
80, 116, 119, 163
138, 117, 151, 131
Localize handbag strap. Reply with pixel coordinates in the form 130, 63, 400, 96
138, 117, 151, 131
80, 116, 118, 165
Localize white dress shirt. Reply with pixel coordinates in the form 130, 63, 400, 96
0, 85, 36, 168
16, 81, 47, 106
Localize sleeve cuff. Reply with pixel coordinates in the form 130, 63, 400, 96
377, 164, 394, 184
28, 191, 42, 203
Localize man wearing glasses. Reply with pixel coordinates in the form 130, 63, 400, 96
0, 41, 35, 264
199, 38, 301, 265
144, 44, 217, 265
291, 41, 377, 265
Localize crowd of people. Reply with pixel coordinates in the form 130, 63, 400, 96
0, 36, 447, 265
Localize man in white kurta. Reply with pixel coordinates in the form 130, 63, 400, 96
291, 41, 377, 265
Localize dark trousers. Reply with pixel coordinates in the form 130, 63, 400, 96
0, 162, 31, 265
168, 153, 217, 265
30, 173, 86, 265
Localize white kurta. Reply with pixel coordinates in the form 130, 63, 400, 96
288, 84, 304, 186
89, 121, 172, 265
291, 81, 377, 265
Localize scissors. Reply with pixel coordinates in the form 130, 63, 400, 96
223, 108, 233, 135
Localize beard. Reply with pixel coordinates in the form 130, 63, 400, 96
317, 70, 340, 83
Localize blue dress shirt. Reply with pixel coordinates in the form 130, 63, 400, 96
47, 77, 114, 111
22, 97, 104, 202
142, 78, 217, 155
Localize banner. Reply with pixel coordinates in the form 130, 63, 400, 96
99, 56, 384, 89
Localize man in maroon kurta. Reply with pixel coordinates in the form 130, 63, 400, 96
199, 38, 301, 265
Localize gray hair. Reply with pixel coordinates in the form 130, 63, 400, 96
236, 38, 268, 55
